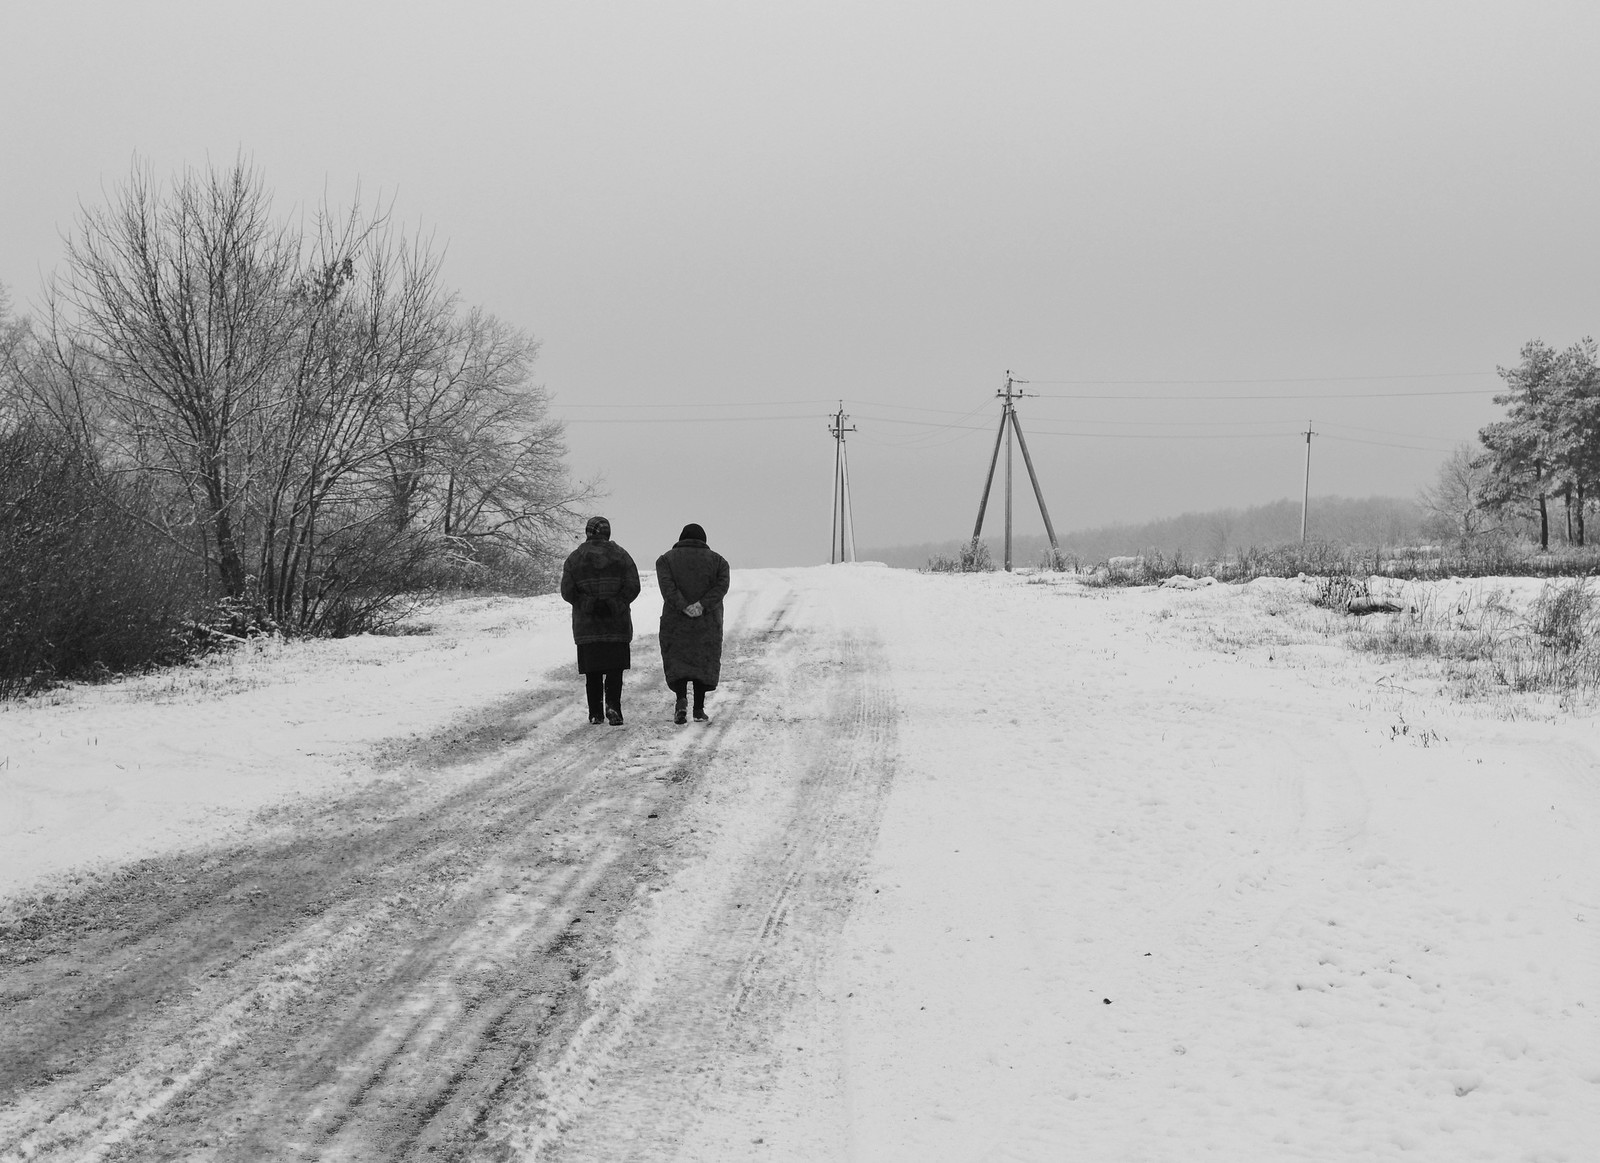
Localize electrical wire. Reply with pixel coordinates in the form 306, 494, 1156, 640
1316, 419, 1462, 444
1023, 429, 1300, 440
1318, 433, 1460, 452
850, 398, 998, 448
1022, 371, 1495, 384
856, 401, 1319, 428
1028, 388, 1500, 400
561, 413, 821, 424
1004, 422, 1318, 435
852, 413, 1302, 439
854, 425, 988, 452
551, 378, 1496, 449
556, 398, 837, 409
558, 406, 1478, 447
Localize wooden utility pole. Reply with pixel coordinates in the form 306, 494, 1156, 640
972, 372, 1060, 571
1004, 384, 1014, 570
1300, 420, 1315, 545
829, 403, 857, 563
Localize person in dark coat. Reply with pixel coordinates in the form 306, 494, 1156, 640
561, 516, 642, 725
656, 523, 730, 724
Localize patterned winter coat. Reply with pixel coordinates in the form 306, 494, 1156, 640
560, 538, 642, 645
655, 538, 730, 686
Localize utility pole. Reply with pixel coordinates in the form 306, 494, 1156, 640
1300, 420, 1315, 545
1004, 379, 1014, 571
828, 403, 857, 564
972, 371, 1060, 571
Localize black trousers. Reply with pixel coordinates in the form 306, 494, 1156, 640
585, 671, 623, 718
668, 678, 707, 715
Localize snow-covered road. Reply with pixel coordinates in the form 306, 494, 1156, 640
2, 566, 1598, 1160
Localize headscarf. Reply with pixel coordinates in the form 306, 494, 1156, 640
679, 523, 707, 543
585, 516, 611, 542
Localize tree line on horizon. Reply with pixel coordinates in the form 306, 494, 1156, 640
875, 338, 1600, 571
863, 495, 1431, 570
1, 159, 590, 694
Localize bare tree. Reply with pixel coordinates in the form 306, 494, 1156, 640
0, 284, 21, 428
1418, 443, 1498, 546
247, 210, 455, 629
54, 159, 299, 598
412, 310, 586, 571
38, 158, 588, 633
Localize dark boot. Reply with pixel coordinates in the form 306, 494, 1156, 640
585, 673, 605, 724
692, 682, 710, 723
671, 679, 688, 725
604, 672, 624, 725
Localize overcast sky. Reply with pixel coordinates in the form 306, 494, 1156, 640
5, 2, 1600, 566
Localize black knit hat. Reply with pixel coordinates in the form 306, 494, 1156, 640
679, 523, 707, 543
585, 516, 611, 541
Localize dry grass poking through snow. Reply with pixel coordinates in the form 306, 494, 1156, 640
1345, 578, 1600, 706
1135, 571, 1600, 713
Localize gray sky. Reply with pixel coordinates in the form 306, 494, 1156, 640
5, 2, 1600, 566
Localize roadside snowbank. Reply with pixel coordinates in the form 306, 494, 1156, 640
0, 593, 574, 899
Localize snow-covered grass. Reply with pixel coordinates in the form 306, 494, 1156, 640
1164, 573, 1600, 714
1348, 578, 1600, 706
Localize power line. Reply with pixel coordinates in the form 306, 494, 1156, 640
1319, 432, 1459, 452
924, 415, 1317, 429
556, 375, 1504, 415
561, 413, 821, 424
556, 398, 835, 409
1023, 371, 1496, 384
1029, 388, 1500, 400
853, 414, 1307, 438
560, 412, 1488, 452
560, 390, 1500, 427
563, 409, 1474, 444
850, 400, 994, 449
854, 426, 986, 452
1317, 419, 1461, 443
554, 385, 1493, 447
859, 404, 1323, 427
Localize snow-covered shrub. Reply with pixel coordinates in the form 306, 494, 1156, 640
1311, 575, 1368, 612
1530, 578, 1597, 655
0, 423, 208, 697
925, 539, 994, 573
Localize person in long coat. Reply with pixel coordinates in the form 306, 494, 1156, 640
561, 516, 642, 725
656, 523, 730, 724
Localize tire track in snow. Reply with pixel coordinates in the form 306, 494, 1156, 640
0, 590, 807, 1162
528, 616, 898, 1162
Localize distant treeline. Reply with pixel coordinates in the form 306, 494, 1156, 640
861, 495, 1428, 570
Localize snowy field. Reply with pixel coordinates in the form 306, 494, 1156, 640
2, 566, 1598, 1161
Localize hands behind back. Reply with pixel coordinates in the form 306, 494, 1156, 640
684, 601, 703, 618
